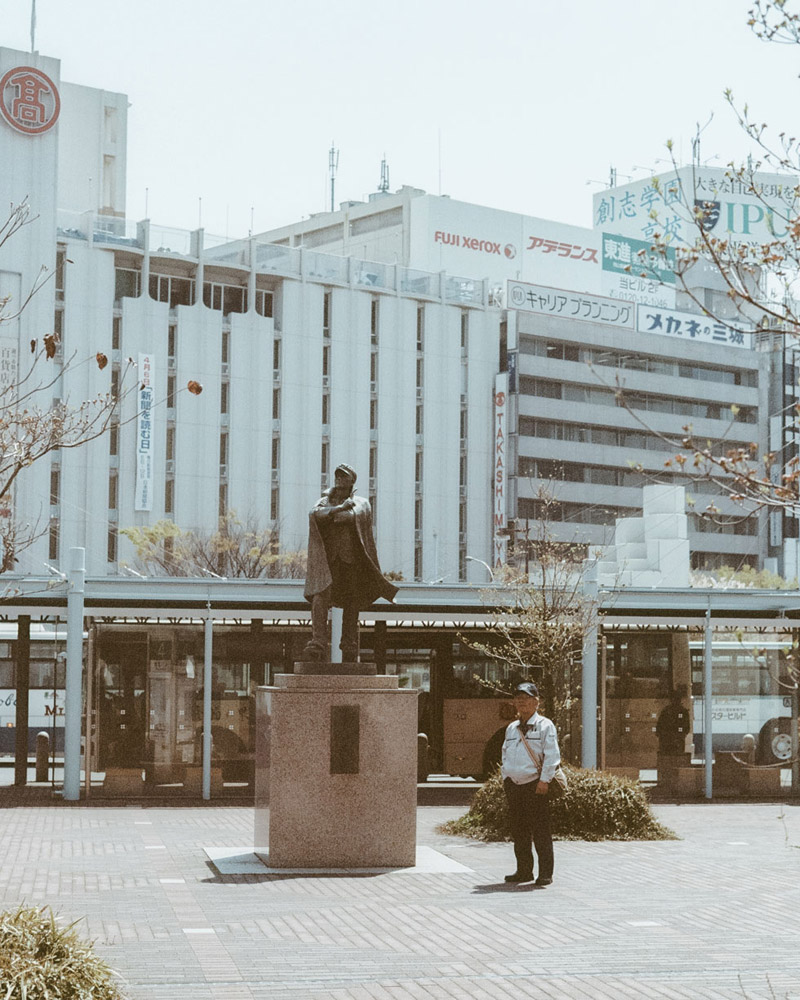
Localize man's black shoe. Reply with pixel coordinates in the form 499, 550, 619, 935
504, 871, 533, 883
534, 877, 553, 887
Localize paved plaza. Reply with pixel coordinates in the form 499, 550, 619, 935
1, 800, 799, 999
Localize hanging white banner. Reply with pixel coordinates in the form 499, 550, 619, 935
134, 353, 154, 511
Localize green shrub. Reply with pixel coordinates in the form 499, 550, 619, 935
441, 766, 677, 842
0, 904, 126, 999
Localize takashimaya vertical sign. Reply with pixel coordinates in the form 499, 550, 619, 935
493, 374, 508, 569
135, 354, 154, 511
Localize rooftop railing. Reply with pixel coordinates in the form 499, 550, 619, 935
58, 212, 488, 307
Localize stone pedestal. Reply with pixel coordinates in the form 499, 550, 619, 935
255, 668, 418, 868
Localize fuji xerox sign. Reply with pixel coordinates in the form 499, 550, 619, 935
410, 195, 603, 296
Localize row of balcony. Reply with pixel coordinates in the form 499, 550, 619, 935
55, 211, 488, 307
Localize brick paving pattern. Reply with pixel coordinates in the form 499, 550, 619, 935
0, 801, 799, 998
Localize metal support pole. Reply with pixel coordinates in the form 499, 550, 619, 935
84, 621, 95, 799
14, 615, 31, 785
203, 611, 213, 801
63, 547, 85, 801
703, 607, 713, 801
331, 607, 343, 663
600, 634, 607, 772
581, 560, 598, 769
791, 681, 799, 798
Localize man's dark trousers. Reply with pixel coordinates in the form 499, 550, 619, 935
504, 777, 554, 879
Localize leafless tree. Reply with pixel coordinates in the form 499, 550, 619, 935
120, 512, 307, 579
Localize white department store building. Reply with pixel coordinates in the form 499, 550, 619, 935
0, 45, 499, 583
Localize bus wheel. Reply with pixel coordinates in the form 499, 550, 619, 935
757, 718, 792, 765
480, 726, 507, 781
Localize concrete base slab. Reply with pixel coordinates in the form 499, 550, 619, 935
205, 845, 473, 876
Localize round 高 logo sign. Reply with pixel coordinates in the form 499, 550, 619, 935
0, 65, 60, 135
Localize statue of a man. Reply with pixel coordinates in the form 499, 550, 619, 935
302, 464, 398, 661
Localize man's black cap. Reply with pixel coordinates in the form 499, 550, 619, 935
515, 682, 539, 698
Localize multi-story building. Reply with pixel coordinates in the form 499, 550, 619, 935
256, 176, 782, 574
0, 46, 500, 583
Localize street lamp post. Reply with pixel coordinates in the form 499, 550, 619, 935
465, 556, 494, 581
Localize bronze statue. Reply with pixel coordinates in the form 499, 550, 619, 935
303, 464, 397, 661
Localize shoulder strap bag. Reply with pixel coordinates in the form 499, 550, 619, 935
518, 721, 569, 800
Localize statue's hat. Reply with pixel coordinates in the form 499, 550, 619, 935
335, 463, 357, 483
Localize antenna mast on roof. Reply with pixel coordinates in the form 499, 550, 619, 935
378, 155, 390, 194
30, 0, 37, 52
328, 142, 339, 212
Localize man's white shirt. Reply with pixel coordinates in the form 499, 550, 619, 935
501, 712, 561, 785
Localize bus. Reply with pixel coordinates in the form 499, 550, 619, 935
0, 623, 68, 754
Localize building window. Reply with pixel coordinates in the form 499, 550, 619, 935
50, 467, 60, 507
108, 472, 118, 510
369, 398, 377, 431
165, 478, 174, 514
256, 289, 273, 317
166, 374, 176, 410
219, 482, 227, 518
273, 386, 280, 420
109, 420, 119, 456
416, 306, 424, 352
271, 435, 280, 470
273, 338, 281, 374
322, 344, 330, 378
323, 291, 332, 337
322, 393, 330, 426
219, 432, 228, 468
164, 324, 174, 363
370, 299, 379, 344
460, 311, 468, 356
107, 524, 118, 563
221, 330, 230, 366
202, 281, 247, 314
270, 486, 279, 521
149, 273, 194, 308
369, 444, 377, 481
415, 497, 423, 531
114, 267, 140, 299
370, 351, 378, 385
220, 381, 229, 414
321, 440, 329, 476
415, 402, 423, 435
166, 425, 175, 462
48, 519, 59, 561
415, 449, 423, 489
55, 248, 66, 295
112, 316, 122, 351
414, 543, 423, 582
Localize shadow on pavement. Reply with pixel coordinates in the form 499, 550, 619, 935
470, 881, 543, 894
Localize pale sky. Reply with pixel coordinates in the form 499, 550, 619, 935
5, 0, 800, 239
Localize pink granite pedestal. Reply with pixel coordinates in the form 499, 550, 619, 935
255, 668, 418, 869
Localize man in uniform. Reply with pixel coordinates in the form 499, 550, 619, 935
302, 464, 397, 662
501, 681, 561, 886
